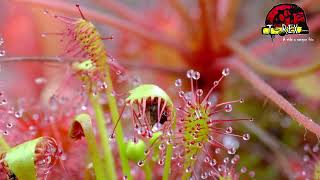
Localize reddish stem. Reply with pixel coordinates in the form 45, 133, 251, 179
197, 0, 214, 49
227, 59, 320, 137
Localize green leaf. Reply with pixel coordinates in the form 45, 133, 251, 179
126, 84, 173, 107
69, 113, 107, 180
4, 137, 49, 180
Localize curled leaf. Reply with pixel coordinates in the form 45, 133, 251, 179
69, 113, 106, 180
126, 84, 173, 108
0, 137, 60, 180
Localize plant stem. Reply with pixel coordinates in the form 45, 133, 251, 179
197, 0, 215, 49
168, 0, 195, 37
72, 114, 107, 180
143, 161, 152, 180
227, 59, 320, 137
163, 144, 173, 180
90, 95, 117, 180
104, 63, 132, 179
220, 0, 240, 39
163, 111, 176, 180
226, 40, 320, 78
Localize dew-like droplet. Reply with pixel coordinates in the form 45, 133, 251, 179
217, 164, 225, 172
204, 156, 210, 163
313, 145, 319, 153
242, 133, 250, 141
109, 134, 115, 142
240, 167, 247, 173
228, 147, 236, 154
123, 176, 128, 180
224, 104, 232, 112
192, 71, 200, 80
178, 91, 185, 97
0, 50, 6, 57
81, 105, 87, 111
185, 166, 191, 173
209, 159, 217, 166
304, 144, 310, 152
137, 160, 144, 167
215, 148, 221, 154
3, 130, 8, 136
303, 155, 310, 162
186, 69, 194, 79
239, 98, 244, 103
43, 10, 49, 15
1, 99, 7, 105
34, 77, 47, 85
225, 126, 233, 134
7, 107, 14, 114
175, 79, 182, 87
200, 172, 208, 179
249, 171, 255, 178
14, 111, 23, 118
6, 123, 13, 128
159, 143, 165, 151
100, 82, 107, 90
116, 70, 122, 75
223, 157, 230, 163
222, 68, 230, 76
152, 123, 162, 132
158, 159, 164, 166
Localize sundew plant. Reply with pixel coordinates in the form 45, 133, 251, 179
0, 0, 319, 179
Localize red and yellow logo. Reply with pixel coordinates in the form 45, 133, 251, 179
262, 4, 309, 37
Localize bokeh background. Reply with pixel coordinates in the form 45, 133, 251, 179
0, 0, 319, 179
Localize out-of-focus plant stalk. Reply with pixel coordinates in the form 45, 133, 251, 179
168, 0, 196, 37
227, 40, 320, 78
220, 0, 240, 39
227, 59, 320, 137
104, 63, 132, 179
90, 95, 117, 180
